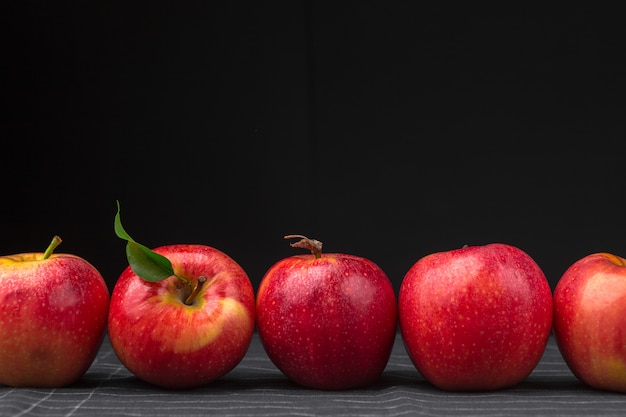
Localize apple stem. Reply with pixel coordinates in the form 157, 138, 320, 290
42, 235, 63, 260
184, 276, 208, 305
284, 234, 323, 259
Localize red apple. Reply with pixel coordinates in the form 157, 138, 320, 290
0, 236, 110, 387
256, 235, 397, 390
108, 244, 256, 389
553, 252, 626, 393
398, 243, 553, 391
108, 202, 256, 389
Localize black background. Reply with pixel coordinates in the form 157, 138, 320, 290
3, 3, 625, 294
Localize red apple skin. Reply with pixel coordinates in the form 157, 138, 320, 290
0, 252, 110, 387
399, 243, 553, 391
256, 253, 397, 390
553, 252, 626, 393
108, 244, 255, 389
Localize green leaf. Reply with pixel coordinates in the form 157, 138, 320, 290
114, 200, 134, 243
126, 241, 175, 282
114, 200, 177, 283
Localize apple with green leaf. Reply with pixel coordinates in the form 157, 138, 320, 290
0, 236, 110, 387
256, 235, 397, 390
107, 202, 255, 389
553, 252, 626, 393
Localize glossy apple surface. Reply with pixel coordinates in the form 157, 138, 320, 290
553, 252, 626, 393
108, 244, 255, 389
0, 238, 110, 387
256, 236, 397, 390
399, 243, 553, 391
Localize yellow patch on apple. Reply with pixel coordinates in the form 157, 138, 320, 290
593, 356, 626, 380
151, 297, 252, 354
